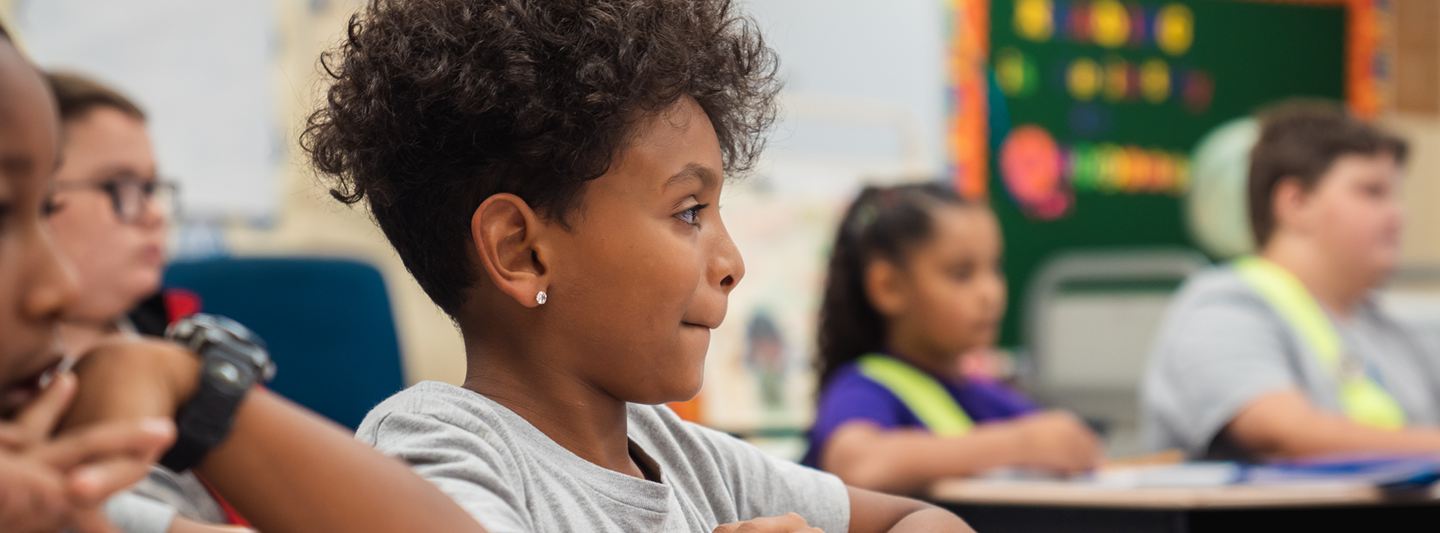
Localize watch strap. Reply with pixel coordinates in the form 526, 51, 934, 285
158, 365, 248, 472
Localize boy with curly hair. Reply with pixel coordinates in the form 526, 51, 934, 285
304, 0, 969, 531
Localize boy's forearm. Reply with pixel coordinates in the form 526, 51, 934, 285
63, 342, 488, 533
195, 389, 487, 533
847, 486, 971, 533
1228, 390, 1440, 458
884, 508, 972, 533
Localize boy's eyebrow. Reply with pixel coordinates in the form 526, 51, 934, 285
664, 163, 718, 190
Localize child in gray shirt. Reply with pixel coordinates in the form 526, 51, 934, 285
306, 0, 969, 531
359, 383, 848, 532
1141, 102, 1440, 461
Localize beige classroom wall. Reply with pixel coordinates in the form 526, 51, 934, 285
1386, 114, 1440, 268
0, 0, 467, 386
221, 0, 468, 386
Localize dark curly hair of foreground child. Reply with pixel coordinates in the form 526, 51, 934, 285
303, 2, 971, 530
303, 0, 780, 316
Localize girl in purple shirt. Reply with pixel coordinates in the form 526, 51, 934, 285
805, 183, 1103, 494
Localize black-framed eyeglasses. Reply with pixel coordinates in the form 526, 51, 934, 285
53, 173, 179, 224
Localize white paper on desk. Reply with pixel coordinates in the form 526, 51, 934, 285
1092, 463, 1242, 488
973, 467, 1075, 483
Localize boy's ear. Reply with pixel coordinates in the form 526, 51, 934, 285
1272, 176, 1315, 236
471, 194, 549, 308
864, 260, 907, 318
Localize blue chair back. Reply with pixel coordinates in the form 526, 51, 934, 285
164, 257, 406, 430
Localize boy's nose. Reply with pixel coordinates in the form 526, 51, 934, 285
710, 225, 745, 295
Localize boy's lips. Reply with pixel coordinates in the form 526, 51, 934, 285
681, 315, 722, 329
682, 303, 726, 329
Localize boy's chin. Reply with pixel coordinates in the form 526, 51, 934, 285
625, 371, 704, 406
619, 339, 706, 405
656, 376, 706, 406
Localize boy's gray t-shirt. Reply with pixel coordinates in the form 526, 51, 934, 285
104, 465, 230, 533
356, 381, 850, 533
1141, 266, 1440, 460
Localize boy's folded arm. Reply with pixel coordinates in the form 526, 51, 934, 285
60, 340, 493, 533
1225, 388, 1440, 458
845, 486, 971, 533
194, 390, 492, 533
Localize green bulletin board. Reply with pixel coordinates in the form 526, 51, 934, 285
988, 0, 1345, 347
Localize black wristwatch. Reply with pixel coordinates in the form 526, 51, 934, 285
159, 314, 277, 472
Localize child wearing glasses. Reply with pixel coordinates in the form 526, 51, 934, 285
2, 24, 501, 533
45, 72, 181, 353
42, 72, 238, 533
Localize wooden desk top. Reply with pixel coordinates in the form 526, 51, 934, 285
929, 478, 1440, 510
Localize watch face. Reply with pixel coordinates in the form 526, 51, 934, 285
206, 358, 249, 391
170, 314, 276, 385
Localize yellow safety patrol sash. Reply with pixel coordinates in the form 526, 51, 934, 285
856, 354, 974, 437
1233, 256, 1407, 430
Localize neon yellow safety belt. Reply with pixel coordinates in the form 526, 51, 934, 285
857, 354, 974, 437
1233, 256, 1407, 430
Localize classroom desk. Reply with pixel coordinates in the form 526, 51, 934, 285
928, 478, 1440, 532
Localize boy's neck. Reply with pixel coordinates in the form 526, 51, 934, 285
460, 335, 647, 480
1261, 238, 1369, 319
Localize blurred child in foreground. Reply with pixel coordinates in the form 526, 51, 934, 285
44, 70, 243, 533
0, 23, 499, 533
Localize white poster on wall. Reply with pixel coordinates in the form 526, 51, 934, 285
17, 0, 278, 221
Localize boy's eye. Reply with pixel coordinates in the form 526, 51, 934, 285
676, 203, 709, 227
41, 196, 61, 218
950, 261, 976, 281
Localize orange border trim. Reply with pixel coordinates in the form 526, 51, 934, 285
948, 0, 991, 200
1235, 0, 1383, 118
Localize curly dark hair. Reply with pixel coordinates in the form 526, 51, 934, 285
816, 182, 971, 389
303, 0, 780, 316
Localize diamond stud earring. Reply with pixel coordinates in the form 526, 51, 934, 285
536, 290, 548, 305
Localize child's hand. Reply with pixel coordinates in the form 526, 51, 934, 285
1008, 411, 1103, 475
0, 446, 71, 532
713, 513, 825, 533
61, 339, 200, 432
0, 372, 175, 533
